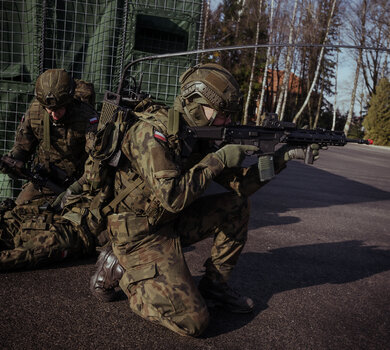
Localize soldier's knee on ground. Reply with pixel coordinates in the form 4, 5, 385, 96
126, 286, 210, 337
168, 306, 210, 337
121, 261, 210, 337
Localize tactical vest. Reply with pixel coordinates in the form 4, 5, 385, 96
26, 99, 98, 179
86, 99, 180, 229
111, 108, 181, 226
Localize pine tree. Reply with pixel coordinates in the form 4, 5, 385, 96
363, 78, 390, 146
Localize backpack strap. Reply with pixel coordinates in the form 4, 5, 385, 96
101, 174, 144, 216
168, 108, 180, 135
42, 112, 51, 168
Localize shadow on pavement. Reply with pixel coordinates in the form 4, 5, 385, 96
248, 162, 390, 229
202, 240, 390, 337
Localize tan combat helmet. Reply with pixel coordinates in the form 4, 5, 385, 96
35, 69, 74, 110
178, 63, 243, 126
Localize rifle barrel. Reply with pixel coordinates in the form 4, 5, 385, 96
346, 138, 372, 144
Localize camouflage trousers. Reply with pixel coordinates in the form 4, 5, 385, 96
0, 198, 95, 271
108, 192, 250, 336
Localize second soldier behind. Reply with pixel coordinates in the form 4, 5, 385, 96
0, 69, 100, 271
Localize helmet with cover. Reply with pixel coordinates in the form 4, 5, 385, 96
35, 69, 75, 110
177, 63, 243, 126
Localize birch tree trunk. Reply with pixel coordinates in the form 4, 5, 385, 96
344, 0, 367, 135
243, 0, 263, 125
235, 0, 246, 39
332, 39, 340, 131
275, 0, 298, 120
256, 0, 275, 125
380, 30, 389, 79
292, 0, 337, 124
313, 68, 324, 128
381, 47, 388, 79
344, 52, 363, 134
201, 0, 210, 51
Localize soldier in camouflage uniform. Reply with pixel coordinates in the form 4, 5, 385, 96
0, 69, 99, 271
89, 63, 320, 336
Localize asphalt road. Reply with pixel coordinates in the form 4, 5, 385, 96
1, 144, 389, 350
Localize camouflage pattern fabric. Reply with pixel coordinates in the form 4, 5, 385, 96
10, 98, 98, 204
0, 93, 99, 271
74, 79, 96, 107
107, 104, 288, 336
0, 198, 95, 271
109, 191, 249, 336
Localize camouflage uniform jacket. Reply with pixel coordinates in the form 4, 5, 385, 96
10, 98, 98, 182
113, 106, 285, 230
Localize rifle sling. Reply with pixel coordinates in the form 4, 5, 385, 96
43, 113, 51, 152
43, 113, 51, 167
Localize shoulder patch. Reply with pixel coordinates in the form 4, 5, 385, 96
154, 129, 167, 142
89, 116, 98, 124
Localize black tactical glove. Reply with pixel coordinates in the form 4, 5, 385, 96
215, 144, 259, 168
0, 155, 25, 177
0, 156, 9, 174
52, 180, 83, 211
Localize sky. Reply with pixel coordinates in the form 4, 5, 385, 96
208, 0, 359, 115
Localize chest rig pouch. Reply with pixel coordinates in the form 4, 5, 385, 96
108, 109, 181, 227
83, 90, 150, 238
91, 91, 136, 181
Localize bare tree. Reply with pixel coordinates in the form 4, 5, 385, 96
275, 0, 299, 120
344, 0, 367, 135
293, 0, 337, 124
235, 0, 247, 39
201, 0, 210, 51
243, 0, 264, 125
344, 0, 390, 125
361, 0, 390, 94
332, 35, 340, 131
313, 65, 325, 128
256, 0, 275, 125
380, 37, 389, 79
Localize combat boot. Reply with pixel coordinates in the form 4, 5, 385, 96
198, 276, 254, 313
90, 245, 124, 302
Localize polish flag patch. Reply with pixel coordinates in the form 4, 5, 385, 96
154, 130, 167, 142
89, 117, 98, 124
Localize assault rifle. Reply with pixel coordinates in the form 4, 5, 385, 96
180, 114, 372, 165
0, 155, 72, 195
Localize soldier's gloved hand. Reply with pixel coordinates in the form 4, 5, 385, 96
215, 144, 259, 168
0, 156, 9, 174
52, 180, 83, 211
0, 155, 23, 175
283, 144, 320, 163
